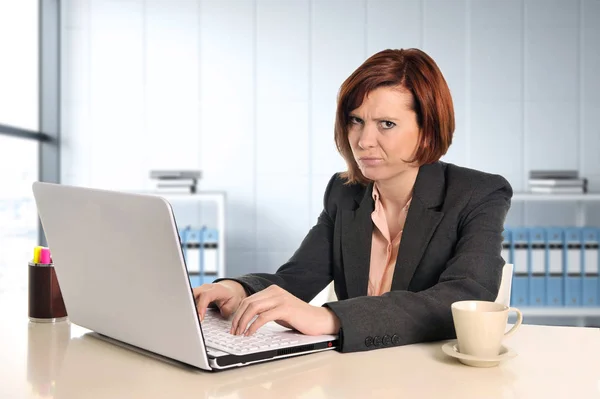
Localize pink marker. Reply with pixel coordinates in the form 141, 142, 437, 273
39, 248, 52, 264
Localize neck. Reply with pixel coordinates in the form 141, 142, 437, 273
374, 167, 419, 210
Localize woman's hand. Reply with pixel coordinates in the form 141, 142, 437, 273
193, 280, 247, 320
230, 285, 340, 336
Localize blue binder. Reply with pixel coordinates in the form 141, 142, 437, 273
180, 227, 198, 286
200, 228, 219, 285
511, 227, 529, 306
564, 228, 583, 307
180, 227, 202, 274
546, 228, 564, 307
582, 228, 599, 307
179, 225, 192, 268
179, 226, 219, 286
529, 228, 546, 306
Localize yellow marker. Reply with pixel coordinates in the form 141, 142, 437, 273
33, 246, 43, 263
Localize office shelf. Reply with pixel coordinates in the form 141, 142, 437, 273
508, 307, 600, 327
512, 193, 600, 226
519, 308, 600, 317
513, 193, 600, 201
144, 191, 226, 280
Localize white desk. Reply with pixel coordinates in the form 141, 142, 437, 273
1, 291, 599, 399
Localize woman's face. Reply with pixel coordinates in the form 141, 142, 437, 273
347, 86, 421, 183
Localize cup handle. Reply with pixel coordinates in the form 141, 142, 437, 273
503, 307, 523, 339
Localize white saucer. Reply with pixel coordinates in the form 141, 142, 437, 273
441, 341, 517, 368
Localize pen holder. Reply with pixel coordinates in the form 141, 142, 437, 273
28, 261, 68, 323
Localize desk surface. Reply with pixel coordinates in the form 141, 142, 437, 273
1, 291, 599, 399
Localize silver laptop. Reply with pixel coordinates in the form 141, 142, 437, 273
32, 182, 339, 371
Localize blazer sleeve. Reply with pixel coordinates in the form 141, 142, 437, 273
323, 175, 513, 353
213, 174, 337, 303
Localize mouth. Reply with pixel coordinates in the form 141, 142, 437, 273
359, 157, 381, 161
357, 157, 384, 166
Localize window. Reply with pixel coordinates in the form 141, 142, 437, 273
0, 0, 39, 130
0, 0, 41, 296
0, 136, 38, 295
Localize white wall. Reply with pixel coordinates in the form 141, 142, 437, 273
60, 0, 600, 277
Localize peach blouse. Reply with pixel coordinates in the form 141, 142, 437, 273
367, 185, 412, 296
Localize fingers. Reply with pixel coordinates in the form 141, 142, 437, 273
230, 287, 274, 333
231, 286, 289, 336
230, 294, 254, 333
217, 298, 238, 319
244, 309, 281, 336
191, 285, 206, 299
193, 284, 226, 321
232, 295, 279, 335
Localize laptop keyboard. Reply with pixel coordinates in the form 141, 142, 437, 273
202, 311, 301, 355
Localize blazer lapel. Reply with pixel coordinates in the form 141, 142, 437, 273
391, 162, 446, 291
341, 184, 374, 298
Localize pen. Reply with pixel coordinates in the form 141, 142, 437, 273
33, 246, 43, 264
39, 248, 51, 265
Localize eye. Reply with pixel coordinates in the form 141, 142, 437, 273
349, 116, 363, 125
380, 121, 396, 129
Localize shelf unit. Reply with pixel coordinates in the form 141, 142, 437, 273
509, 193, 600, 325
509, 308, 600, 328
512, 192, 600, 227
148, 191, 226, 280
512, 193, 600, 201
518, 308, 600, 317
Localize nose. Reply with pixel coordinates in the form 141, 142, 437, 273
357, 123, 377, 149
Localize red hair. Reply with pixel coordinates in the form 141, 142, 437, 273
335, 48, 455, 185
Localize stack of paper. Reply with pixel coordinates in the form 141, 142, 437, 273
528, 170, 587, 194
149, 170, 201, 194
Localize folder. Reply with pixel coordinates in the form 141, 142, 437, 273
564, 228, 583, 307
511, 228, 529, 306
180, 227, 202, 274
582, 228, 599, 307
546, 228, 564, 307
180, 227, 219, 285
529, 228, 546, 306
200, 228, 219, 276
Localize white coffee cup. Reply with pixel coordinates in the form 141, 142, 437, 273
451, 300, 523, 358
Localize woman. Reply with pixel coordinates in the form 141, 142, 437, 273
194, 48, 512, 353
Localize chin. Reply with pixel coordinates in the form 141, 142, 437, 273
359, 168, 390, 182
360, 167, 412, 183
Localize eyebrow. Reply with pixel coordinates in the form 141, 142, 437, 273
349, 114, 399, 122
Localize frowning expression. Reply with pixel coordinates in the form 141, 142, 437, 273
347, 86, 421, 182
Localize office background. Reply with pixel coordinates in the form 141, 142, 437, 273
1, 0, 599, 325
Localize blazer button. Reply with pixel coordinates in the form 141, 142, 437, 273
382, 335, 391, 346
391, 334, 400, 345
373, 336, 382, 347
365, 336, 374, 347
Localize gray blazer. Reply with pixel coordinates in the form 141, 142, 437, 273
221, 161, 513, 353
